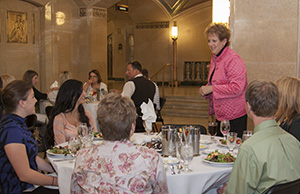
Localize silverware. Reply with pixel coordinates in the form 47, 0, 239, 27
53, 158, 74, 162
177, 164, 183, 174
170, 164, 176, 175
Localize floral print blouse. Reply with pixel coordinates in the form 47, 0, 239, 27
71, 140, 168, 194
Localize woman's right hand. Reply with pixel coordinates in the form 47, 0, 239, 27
199, 86, 213, 96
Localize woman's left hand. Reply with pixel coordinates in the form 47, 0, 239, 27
199, 86, 213, 96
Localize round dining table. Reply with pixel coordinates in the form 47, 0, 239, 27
47, 134, 235, 194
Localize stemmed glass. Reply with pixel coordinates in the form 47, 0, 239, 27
208, 121, 218, 142
143, 121, 152, 135
68, 137, 81, 161
242, 130, 253, 142
179, 141, 194, 172
227, 132, 237, 152
78, 123, 94, 148
220, 120, 230, 140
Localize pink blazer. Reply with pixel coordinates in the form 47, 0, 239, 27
207, 46, 247, 121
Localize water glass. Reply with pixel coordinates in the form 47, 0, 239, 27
242, 130, 253, 142
220, 120, 230, 139
143, 121, 152, 135
179, 142, 193, 172
227, 132, 237, 152
68, 137, 81, 157
78, 123, 94, 148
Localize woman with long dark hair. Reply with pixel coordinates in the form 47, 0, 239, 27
0, 80, 58, 194
48, 79, 96, 145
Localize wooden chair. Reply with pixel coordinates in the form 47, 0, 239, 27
153, 97, 166, 132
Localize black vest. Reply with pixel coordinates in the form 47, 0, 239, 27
131, 76, 155, 116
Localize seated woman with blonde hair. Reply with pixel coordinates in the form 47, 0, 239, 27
48, 79, 96, 145
275, 76, 300, 141
1, 74, 16, 88
71, 93, 168, 193
0, 80, 58, 194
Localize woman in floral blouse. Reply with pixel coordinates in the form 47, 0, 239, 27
71, 93, 168, 194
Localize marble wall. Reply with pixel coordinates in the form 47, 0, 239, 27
230, 0, 299, 83
0, 0, 109, 92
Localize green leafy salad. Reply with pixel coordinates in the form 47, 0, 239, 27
205, 150, 236, 163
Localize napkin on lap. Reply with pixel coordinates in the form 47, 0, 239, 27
140, 99, 157, 130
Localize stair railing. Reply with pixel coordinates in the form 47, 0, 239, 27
150, 63, 173, 97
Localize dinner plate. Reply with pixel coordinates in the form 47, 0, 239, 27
199, 145, 209, 150
202, 159, 234, 167
46, 149, 73, 158
94, 137, 103, 140
200, 140, 213, 144
162, 157, 180, 165
202, 148, 228, 155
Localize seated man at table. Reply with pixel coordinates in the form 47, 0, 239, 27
71, 93, 168, 194
218, 80, 300, 194
121, 61, 155, 132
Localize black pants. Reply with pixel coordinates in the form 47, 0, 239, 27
216, 114, 247, 138
135, 117, 145, 133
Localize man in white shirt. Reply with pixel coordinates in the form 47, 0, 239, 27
121, 61, 155, 132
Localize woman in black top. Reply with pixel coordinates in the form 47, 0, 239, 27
23, 70, 49, 101
275, 76, 300, 141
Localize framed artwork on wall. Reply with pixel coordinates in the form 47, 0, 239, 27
6, 11, 28, 43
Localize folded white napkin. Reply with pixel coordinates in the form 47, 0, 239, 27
130, 133, 152, 144
130, 133, 161, 145
50, 80, 58, 88
140, 99, 157, 130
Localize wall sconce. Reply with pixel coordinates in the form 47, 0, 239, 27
56, 11, 65, 25
171, 22, 178, 41
212, 0, 230, 24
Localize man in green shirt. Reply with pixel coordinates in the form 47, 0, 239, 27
219, 80, 300, 194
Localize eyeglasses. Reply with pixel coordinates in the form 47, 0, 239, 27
89, 75, 98, 78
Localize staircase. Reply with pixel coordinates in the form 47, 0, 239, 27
161, 96, 209, 118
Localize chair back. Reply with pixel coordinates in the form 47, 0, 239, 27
263, 178, 300, 194
45, 106, 53, 119
159, 97, 166, 109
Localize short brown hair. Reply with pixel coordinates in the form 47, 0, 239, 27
245, 80, 278, 117
97, 93, 136, 141
204, 23, 231, 47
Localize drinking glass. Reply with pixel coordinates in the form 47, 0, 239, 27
78, 123, 94, 148
242, 130, 253, 142
68, 137, 81, 158
227, 132, 237, 152
179, 142, 194, 172
208, 121, 218, 142
220, 120, 230, 140
143, 121, 152, 135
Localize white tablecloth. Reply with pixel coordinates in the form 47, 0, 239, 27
47, 135, 233, 194
83, 102, 100, 131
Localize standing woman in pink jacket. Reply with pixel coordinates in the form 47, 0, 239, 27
199, 23, 248, 138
